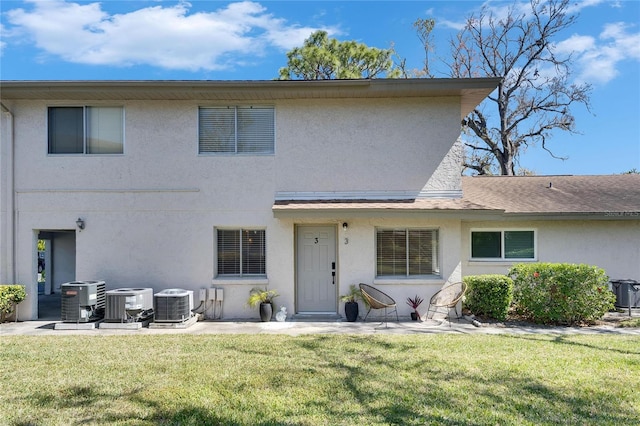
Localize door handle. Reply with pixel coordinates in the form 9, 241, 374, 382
331, 262, 336, 285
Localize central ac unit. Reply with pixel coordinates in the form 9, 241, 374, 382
104, 288, 154, 323
154, 289, 194, 322
61, 281, 106, 323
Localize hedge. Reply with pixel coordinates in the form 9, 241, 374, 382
508, 263, 615, 325
463, 275, 513, 321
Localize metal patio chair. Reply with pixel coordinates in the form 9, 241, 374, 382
426, 281, 467, 327
359, 283, 399, 324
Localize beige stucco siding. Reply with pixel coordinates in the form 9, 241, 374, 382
462, 220, 640, 280
7, 96, 463, 320
274, 97, 461, 192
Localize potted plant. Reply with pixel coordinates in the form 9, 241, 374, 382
247, 287, 279, 322
406, 295, 424, 321
340, 284, 362, 322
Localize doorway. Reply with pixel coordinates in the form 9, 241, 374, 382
296, 225, 337, 313
36, 231, 76, 319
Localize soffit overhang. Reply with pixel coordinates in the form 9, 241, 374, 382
0, 78, 500, 118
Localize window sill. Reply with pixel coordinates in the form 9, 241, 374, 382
211, 277, 269, 286
373, 277, 444, 286
467, 259, 537, 265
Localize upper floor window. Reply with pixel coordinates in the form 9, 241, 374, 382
376, 228, 440, 278
471, 230, 536, 260
48, 106, 124, 154
199, 106, 274, 154
217, 229, 266, 277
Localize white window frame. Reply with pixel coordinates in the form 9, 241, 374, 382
215, 228, 267, 278
470, 228, 537, 261
198, 106, 275, 155
375, 228, 441, 279
47, 106, 125, 155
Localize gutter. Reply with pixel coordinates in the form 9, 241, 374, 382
0, 102, 16, 282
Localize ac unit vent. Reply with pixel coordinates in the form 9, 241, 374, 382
61, 281, 106, 323
154, 289, 194, 322
105, 288, 154, 323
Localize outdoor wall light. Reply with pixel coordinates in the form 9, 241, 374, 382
76, 218, 85, 230
342, 222, 348, 231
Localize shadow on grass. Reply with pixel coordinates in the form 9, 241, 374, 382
8, 335, 640, 425
504, 333, 640, 356
286, 335, 639, 425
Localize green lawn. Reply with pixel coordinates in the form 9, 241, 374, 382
1, 334, 638, 425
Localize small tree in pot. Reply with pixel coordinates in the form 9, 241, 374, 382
248, 287, 279, 322
406, 295, 424, 321
340, 284, 362, 322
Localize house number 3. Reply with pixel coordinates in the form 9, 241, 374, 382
314, 237, 319, 244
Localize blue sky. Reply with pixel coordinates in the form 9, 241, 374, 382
1, 0, 639, 175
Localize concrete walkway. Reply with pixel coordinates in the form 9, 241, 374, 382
2, 293, 636, 336
2, 314, 639, 337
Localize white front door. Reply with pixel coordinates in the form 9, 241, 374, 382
296, 225, 337, 313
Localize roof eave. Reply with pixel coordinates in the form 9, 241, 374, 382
0, 78, 500, 107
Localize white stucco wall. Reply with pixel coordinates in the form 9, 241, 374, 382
7, 95, 463, 320
461, 219, 640, 280
261, 215, 463, 321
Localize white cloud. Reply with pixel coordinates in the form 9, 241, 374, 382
555, 34, 596, 54
4, 0, 335, 71
557, 22, 640, 85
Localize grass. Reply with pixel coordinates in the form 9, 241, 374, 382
619, 317, 640, 328
1, 334, 639, 425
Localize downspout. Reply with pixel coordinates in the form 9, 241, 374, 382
1, 102, 16, 283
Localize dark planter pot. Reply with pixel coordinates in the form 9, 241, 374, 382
259, 303, 273, 322
344, 302, 359, 322
410, 312, 418, 321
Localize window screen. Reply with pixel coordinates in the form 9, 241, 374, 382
48, 106, 123, 154
217, 229, 266, 276
471, 231, 502, 258
87, 107, 124, 154
48, 107, 83, 154
471, 230, 535, 260
199, 106, 274, 154
505, 231, 535, 259
376, 229, 439, 277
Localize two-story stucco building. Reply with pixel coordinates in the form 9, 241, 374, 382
1, 79, 638, 321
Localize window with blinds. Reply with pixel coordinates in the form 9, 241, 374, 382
48, 106, 124, 154
217, 229, 266, 276
199, 106, 274, 154
376, 229, 440, 277
471, 230, 535, 260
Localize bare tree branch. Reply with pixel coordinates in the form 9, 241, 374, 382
449, 0, 591, 175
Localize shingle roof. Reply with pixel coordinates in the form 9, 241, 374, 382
461, 175, 640, 215
273, 175, 640, 217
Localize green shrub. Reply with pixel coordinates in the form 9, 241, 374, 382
0, 284, 27, 322
463, 275, 513, 321
508, 263, 615, 325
